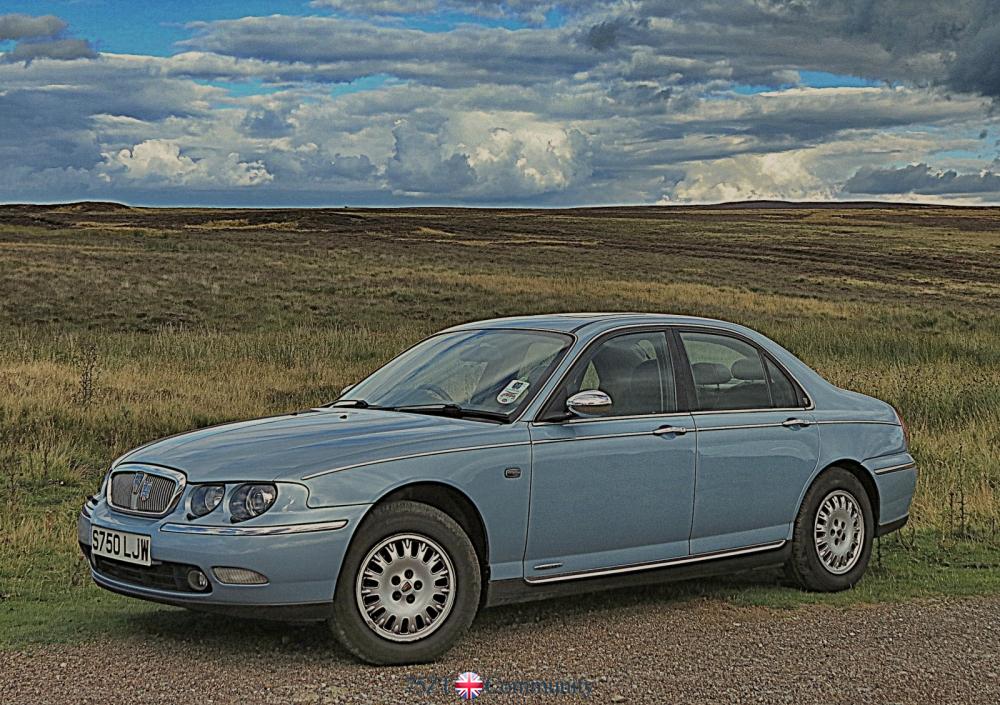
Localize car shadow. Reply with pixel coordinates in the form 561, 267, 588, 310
117, 568, 794, 663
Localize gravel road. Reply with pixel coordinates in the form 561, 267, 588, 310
2, 593, 997, 705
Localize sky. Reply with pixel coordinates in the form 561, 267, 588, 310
1, 1, 999, 207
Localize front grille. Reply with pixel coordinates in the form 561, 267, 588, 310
108, 468, 179, 515
94, 556, 211, 594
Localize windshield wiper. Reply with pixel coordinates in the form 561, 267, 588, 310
328, 399, 395, 409
389, 404, 510, 423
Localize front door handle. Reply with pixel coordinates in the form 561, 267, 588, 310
653, 425, 689, 436
782, 418, 812, 427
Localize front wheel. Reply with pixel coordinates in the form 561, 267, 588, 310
331, 500, 481, 664
787, 467, 873, 592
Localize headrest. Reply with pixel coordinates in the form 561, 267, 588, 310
731, 358, 765, 381
593, 343, 638, 367
692, 362, 731, 386
633, 358, 661, 381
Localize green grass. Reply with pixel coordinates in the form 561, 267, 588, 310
1, 203, 998, 648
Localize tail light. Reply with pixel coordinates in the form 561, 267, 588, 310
895, 408, 909, 448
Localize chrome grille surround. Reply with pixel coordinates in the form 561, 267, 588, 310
106, 464, 186, 517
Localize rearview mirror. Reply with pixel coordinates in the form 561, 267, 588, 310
566, 390, 613, 418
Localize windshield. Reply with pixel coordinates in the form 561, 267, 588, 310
338, 329, 572, 420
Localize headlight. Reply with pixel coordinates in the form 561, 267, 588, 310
229, 483, 277, 522
189, 484, 225, 518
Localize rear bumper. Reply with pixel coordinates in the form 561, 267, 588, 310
79, 501, 370, 613
875, 514, 909, 538
867, 455, 917, 528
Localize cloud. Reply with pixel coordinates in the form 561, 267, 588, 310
0, 13, 96, 65
386, 120, 476, 194
308, 0, 597, 24
241, 106, 294, 137
670, 150, 835, 203
328, 153, 379, 180
0, 13, 66, 40
311, 0, 439, 14
1, 5, 999, 205
948, 21, 1000, 99
621, 0, 1000, 98
2, 38, 97, 64
183, 16, 595, 88
843, 163, 1000, 196
386, 113, 591, 198
100, 139, 273, 187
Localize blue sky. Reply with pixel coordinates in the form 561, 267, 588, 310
1, 1, 997, 206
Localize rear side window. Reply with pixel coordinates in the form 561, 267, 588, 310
679, 332, 770, 410
765, 357, 801, 408
678, 331, 806, 411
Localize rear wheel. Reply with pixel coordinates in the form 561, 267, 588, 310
331, 500, 481, 664
787, 467, 873, 591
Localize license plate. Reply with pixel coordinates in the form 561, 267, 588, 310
91, 527, 151, 566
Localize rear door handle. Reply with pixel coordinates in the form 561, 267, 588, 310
782, 418, 812, 427
653, 425, 689, 436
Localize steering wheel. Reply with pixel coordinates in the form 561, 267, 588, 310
415, 383, 454, 403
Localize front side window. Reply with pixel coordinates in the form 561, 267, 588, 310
678, 331, 803, 411
552, 331, 675, 418
340, 329, 572, 419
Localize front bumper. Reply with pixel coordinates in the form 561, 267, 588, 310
79, 500, 371, 615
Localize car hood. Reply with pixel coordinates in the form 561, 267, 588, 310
116, 408, 510, 482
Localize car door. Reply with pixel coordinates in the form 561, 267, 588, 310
675, 328, 819, 554
524, 329, 696, 581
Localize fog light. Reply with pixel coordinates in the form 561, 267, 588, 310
187, 569, 210, 591
212, 567, 269, 585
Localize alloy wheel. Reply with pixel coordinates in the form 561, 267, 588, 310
813, 489, 865, 575
355, 533, 456, 642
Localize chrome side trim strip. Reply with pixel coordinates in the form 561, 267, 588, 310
533, 419, 901, 439
160, 519, 349, 536
532, 411, 691, 427
815, 420, 900, 427
689, 405, 811, 416
675, 419, 898, 433
531, 430, 655, 445
300, 441, 531, 480
873, 461, 917, 476
524, 540, 787, 584
532, 562, 564, 571
696, 422, 787, 432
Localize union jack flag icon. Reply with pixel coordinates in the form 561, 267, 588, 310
454, 672, 484, 699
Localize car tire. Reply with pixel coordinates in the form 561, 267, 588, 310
331, 500, 481, 664
787, 467, 874, 592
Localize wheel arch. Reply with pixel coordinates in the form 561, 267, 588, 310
366, 481, 490, 586
802, 460, 881, 527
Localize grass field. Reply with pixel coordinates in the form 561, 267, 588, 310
1, 202, 999, 647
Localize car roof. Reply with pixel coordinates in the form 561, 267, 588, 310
444, 313, 746, 335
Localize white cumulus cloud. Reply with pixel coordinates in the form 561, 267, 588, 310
101, 139, 272, 187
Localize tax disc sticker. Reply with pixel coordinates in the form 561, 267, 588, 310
497, 379, 530, 405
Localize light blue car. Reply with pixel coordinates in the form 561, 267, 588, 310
79, 313, 916, 663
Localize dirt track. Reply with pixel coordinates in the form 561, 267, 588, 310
2, 594, 997, 704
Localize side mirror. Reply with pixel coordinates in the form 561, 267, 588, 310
566, 390, 613, 418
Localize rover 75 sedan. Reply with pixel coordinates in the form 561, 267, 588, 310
79, 313, 916, 663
